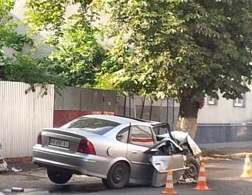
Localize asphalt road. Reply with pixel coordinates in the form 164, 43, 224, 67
0, 156, 251, 195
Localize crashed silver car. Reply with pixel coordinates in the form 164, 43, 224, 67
33, 114, 201, 189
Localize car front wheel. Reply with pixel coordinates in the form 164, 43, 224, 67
47, 169, 73, 184
184, 157, 200, 180
102, 161, 130, 189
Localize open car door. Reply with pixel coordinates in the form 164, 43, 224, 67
144, 138, 188, 186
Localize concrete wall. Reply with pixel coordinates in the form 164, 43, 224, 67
195, 123, 252, 144
195, 90, 252, 143
54, 87, 116, 127
53, 87, 180, 128
198, 90, 252, 123
53, 87, 252, 144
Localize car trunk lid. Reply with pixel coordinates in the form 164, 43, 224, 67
39, 128, 96, 154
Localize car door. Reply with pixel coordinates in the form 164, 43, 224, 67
126, 124, 156, 184
152, 123, 174, 141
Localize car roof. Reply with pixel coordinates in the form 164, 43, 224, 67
82, 114, 148, 124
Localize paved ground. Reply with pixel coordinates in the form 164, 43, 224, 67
0, 141, 251, 194
199, 141, 252, 159
1, 141, 251, 169
0, 141, 251, 173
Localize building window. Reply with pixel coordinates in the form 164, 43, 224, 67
233, 95, 245, 107
207, 96, 217, 105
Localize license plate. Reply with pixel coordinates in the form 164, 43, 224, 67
49, 138, 70, 148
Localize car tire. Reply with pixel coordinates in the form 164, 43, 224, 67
102, 161, 130, 189
184, 157, 200, 180
47, 169, 73, 184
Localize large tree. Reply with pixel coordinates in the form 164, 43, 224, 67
93, 0, 252, 138
25, 0, 252, 138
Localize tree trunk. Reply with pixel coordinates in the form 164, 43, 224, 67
176, 97, 203, 139
176, 115, 198, 139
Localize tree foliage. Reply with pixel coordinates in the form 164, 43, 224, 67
94, 0, 252, 102
4, 55, 65, 95
23, 0, 252, 137
21, 0, 252, 103
0, 0, 31, 79
25, 0, 106, 87
0, 0, 65, 94
48, 19, 106, 87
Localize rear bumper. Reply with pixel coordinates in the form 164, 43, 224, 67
32, 144, 110, 178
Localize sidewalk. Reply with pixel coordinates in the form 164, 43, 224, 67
199, 141, 252, 159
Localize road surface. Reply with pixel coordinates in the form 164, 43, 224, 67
0, 157, 251, 195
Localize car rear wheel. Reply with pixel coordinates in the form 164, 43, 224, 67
47, 169, 73, 184
184, 157, 200, 180
102, 161, 130, 189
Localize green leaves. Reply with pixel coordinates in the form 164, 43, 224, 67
101, 0, 252, 101
4, 54, 66, 94
25, 0, 67, 32
0, 0, 14, 16
0, 0, 27, 50
0, 0, 34, 80
0, 0, 67, 95
48, 17, 106, 87
25, 0, 106, 88
8, 0, 252, 102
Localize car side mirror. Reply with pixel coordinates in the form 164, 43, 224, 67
116, 134, 124, 141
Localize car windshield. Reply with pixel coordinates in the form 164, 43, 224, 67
62, 117, 120, 135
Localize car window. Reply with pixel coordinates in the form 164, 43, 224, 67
153, 124, 170, 136
61, 117, 120, 135
129, 125, 155, 148
63, 118, 119, 128
117, 127, 129, 143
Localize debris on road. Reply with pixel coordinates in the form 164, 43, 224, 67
0, 144, 8, 173
11, 167, 22, 173
11, 187, 24, 193
0, 158, 8, 173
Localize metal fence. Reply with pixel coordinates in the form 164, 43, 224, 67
116, 96, 179, 128
0, 81, 54, 158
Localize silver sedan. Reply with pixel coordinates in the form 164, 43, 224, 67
33, 115, 201, 189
